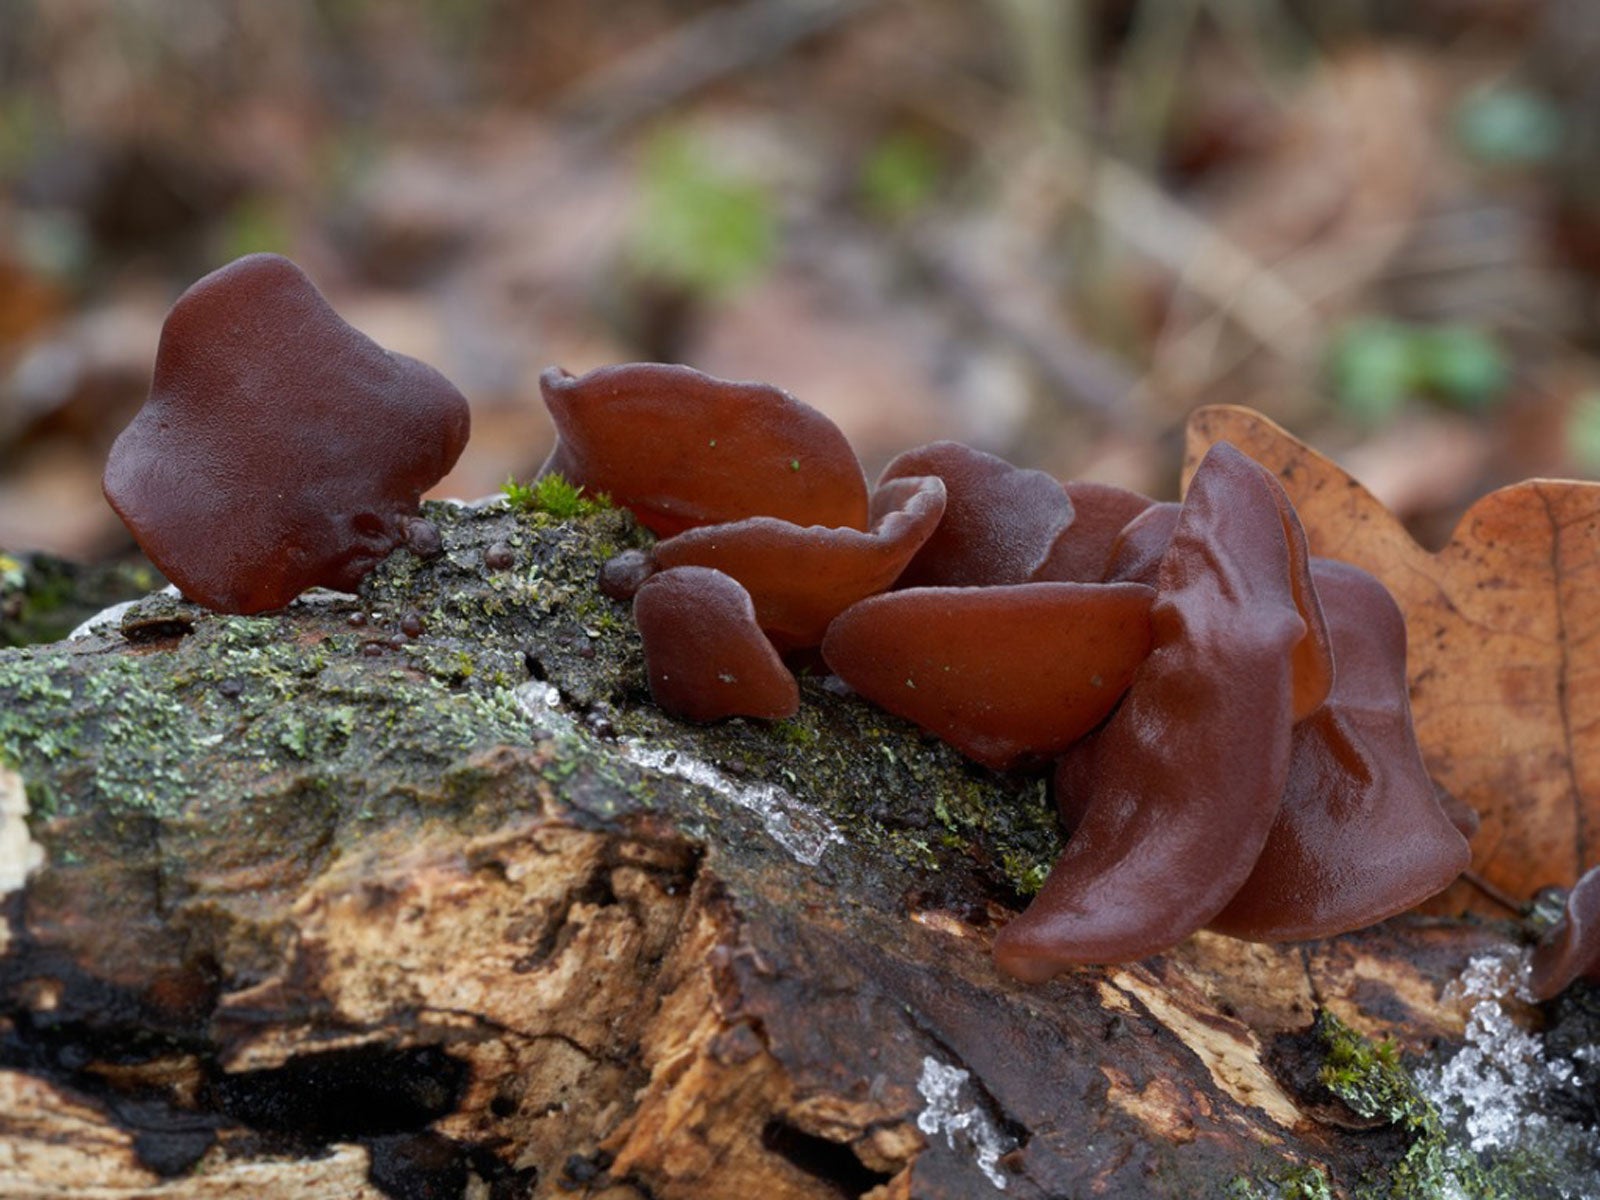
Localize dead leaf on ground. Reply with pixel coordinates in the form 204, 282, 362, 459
1184, 405, 1600, 911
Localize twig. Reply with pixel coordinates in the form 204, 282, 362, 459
1462, 870, 1531, 917
555, 0, 879, 142
905, 222, 1140, 423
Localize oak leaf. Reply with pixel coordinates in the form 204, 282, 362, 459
1184, 405, 1600, 909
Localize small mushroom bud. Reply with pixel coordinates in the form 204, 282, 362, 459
633, 567, 799, 722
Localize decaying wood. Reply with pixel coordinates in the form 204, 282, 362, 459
0, 499, 1580, 1198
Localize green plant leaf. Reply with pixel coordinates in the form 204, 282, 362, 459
1566, 392, 1600, 476
1326, 319, 1414, 426
628, 128, 776, 297
1413, 324, 1510, 411
860, 132, 942, 221
1456, 87, 1564, 168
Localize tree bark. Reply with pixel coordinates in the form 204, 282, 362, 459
0, 501, 1569, 1198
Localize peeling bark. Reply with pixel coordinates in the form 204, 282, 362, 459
0, 502, 1584, 1198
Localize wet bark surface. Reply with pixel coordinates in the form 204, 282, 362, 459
0, 499, 1576, 1198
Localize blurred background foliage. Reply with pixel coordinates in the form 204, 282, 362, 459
3, 0, 1600, 566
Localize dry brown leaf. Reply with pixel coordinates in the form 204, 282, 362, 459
1184, 405, 1600, 909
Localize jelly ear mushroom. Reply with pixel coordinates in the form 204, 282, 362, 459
821, 581, 1154, 770
539, 363, 869, 537
992, 444, 1317, 980
1206, 559, 1470, 942
650, 475, 947, 651
877, 441, 1076, 587
102, 253, 470, 615
633, 566, 799, 722
1035, 481, 1156, 584
1104, 502, 1179, 587
1266, 478, 1335, 721
1102, 476, 1332, 721
1529, 866, 1600, 1001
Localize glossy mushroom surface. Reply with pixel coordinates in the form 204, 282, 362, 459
651, 475, 947, 651
1266, 481, 1335, 721
598, 549, 657, 601
1035, 481, 1157, 584
103, 253, 470, 615
993, 445, 1316, 980
521, 358, 1468, 973
540, 363, 869, 537
1207, 559, 1471, 942
821, 580, 1156, 770
1103, 502, 1180, 587
633, 566, 799, 722
877, 441, 1077, 588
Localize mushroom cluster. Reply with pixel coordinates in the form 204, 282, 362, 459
99, 254, 1478, 984
539, 362, 1473, 980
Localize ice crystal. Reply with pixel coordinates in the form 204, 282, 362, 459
916, 1056, 1011, 1189
1416, 952, 1600, 1198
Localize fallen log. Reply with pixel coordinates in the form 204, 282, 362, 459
0, 498, 1591, 1198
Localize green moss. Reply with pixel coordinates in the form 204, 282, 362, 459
1278, 1164, 1337, 1199
1318, 1013, 1413, 1124
502, 473, 612, 520
999, 851, 1050, 896
1228, 1164, 1344, 1200
772, 717, 818, 747
216, 615, 283, 649
1313, 1012, 1551, 1200
1225, 1166, 1337, 1200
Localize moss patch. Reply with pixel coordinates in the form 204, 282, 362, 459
1313, 1011, 1561, 1199
501, 473, 611, 520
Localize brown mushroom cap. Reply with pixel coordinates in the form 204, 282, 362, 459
1103, 502, 1180, 587
1036, 481, 1156, 584
598, 548, 657, 601
1530, 866, 1600, 1001
650, 475, 948, 651
1266, 479, 1335, 721
1206, 558, 1470, 942
102, 254, 471, 615
993, 444, 1314, 980
876, 441, 1076, 588
633, 566, 799, 722
1103, 484, 1332, 721
539, 363, 869, 537
820, 581, 1155, 771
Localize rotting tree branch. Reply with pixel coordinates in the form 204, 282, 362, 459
0, 500, 1587, 1198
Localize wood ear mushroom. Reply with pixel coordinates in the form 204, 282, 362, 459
993, 445, 1320, 979
540, 362, 869, 537
103, 253, 470, 615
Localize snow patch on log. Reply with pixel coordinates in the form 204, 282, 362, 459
626, 744, 844, 866
514, 678, 845, 865
915, 1056, 1012, 1189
